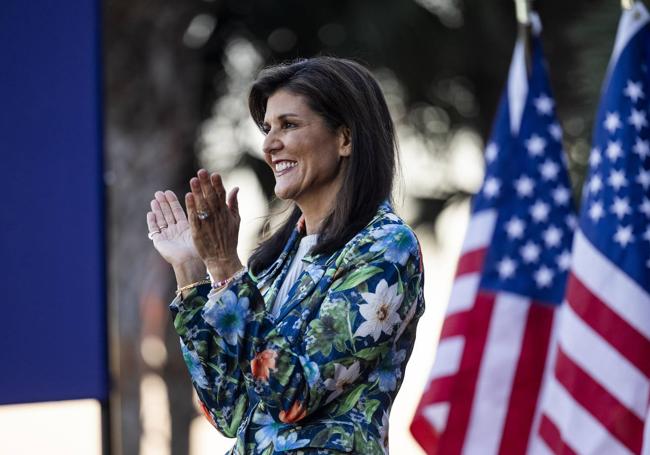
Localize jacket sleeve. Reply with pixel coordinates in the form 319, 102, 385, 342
171, 222, 424, 431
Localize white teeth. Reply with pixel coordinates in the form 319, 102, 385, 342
275, 161, 297, 172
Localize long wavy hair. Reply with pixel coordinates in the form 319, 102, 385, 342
247, 56, 397, 275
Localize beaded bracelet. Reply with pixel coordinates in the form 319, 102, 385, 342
175, 278, 211, 297
211, 267, 248, 290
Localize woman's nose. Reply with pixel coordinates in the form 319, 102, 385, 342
262, 133, 282, 155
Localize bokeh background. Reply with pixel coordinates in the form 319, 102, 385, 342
0, 0, 628, 453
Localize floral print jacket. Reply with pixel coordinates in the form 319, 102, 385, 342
170, 202, 425, 454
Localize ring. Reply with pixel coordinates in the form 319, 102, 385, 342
197, 211, 210, 220
147, 230, 161, 240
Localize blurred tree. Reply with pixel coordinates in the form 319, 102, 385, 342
104, 0, 620, 453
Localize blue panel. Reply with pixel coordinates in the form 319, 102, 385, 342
0, 0, 107, 404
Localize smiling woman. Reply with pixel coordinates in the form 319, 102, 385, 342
146, 57, 425, 454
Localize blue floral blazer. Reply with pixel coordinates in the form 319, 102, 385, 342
170, 202, 425, 454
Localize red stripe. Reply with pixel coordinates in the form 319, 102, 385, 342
440, 310, 471, 339
566, 273, 650, 377
436, 293, 496, 455
498, 303, 555, 455
455, 247, 487, 277
538, 414, 578, 455
418, 375, 455, 404
410, 412, 441, 454
555, 347, 644, 453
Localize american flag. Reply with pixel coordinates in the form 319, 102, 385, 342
533, 4, 650, 455
410, 19, 576, 454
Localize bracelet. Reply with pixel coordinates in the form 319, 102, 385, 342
211, 267, 248, 290
176, 278, 211, 297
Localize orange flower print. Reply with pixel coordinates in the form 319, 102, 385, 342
279, 401, 307, 423
199, 400, 218, 429
251, 349, 277, 381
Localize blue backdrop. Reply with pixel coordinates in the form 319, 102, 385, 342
0, 0, 108, 404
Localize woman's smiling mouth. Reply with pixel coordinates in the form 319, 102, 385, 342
274, 160, 298, 175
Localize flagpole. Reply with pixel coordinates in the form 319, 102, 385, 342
514, 0, 533, 73
621, 0, 635, 10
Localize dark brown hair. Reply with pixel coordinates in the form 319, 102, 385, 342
248, 56, 397, 275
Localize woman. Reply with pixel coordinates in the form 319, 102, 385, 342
146, 57, 425, 454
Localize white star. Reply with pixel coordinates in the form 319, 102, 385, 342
520, 241, 541, 263
534, 93, 555, 115
606, 141, 623, 161
589, 148, 602, 167
543, 225, 563, 248
485, 143, 498, 163
589, 175, 603, 194
633, 138, 650, 160
557, 250, 571, 271
505, 217, 526, 239
566, 214, 578, 230
629, 108, 648, 132
497, 257, 517, 279
540, 160, 560, 181
604, 112, 622, 134
614, 225, 634, 247
637, 169, 650, 189
623, 80, 644, 103
608, 169, 627, 191
552, 186, 571, 206
548, 123, 563, 141
483, 177, 501, 198
641, 198, 650, 217
589, 201, 605, 222
611, 197, 631, 219
514, 175, 535, 197
526, 135, 547, 157
530, 201, 551, 223
534, 266, 554, 288
644, 226, 650, 242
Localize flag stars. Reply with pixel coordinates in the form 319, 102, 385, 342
557, 250, 571, 271
505, 216, 526, 239
485, 143, 498, 163
534, 93, 555, 115
633, 138, 650, 160
520, 241, 541, 263
613, 225, 634, 247
483, 177, 501, 198
526, 134, 547, 157
543, 225, 563, 248
643, 226, 650, 242
497, 257, 517, 279
637, 169, 650, 190
603, 111, 622, 134
552, 186, 571, 205
566, 214, 578, 230
611, 197, 631, 219
608, 169, 627, 190
589, 175, 603, 194
540, 160, 560, 181
606, 140, 623, 161
623, 80, 644, 103
514, 175, 535, 197
589, 148, 602, 167
548, 123, 563, 141
588, 201, 605, 222
530, 201, 551, 223
629, 108, 648, 132
641, 198, 650, 217
534, 266, 554, 288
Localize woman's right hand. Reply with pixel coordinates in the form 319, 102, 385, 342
146, 190, 200, 267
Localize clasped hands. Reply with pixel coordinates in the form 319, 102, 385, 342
146, 169, 243, 287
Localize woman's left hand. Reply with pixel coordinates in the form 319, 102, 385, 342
186, 169, 243, 282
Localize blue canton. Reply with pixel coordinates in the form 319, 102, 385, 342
474, 35, 576, 305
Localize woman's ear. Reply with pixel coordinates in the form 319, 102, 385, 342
338, 127, 352, 157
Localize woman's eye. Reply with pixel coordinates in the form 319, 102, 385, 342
282, 122, 296, 129
261, 125, 270, 134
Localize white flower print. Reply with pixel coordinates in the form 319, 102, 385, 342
323, 362, 361, 403
354, 279, 403, 341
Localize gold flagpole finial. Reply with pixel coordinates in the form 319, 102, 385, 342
515, 0, 532, 25
621, 0, 635, 10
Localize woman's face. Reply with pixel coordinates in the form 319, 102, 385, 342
262, 89, 350, 207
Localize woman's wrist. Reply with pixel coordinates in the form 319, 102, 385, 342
206, 257, 244, 283
172, 258, 207, 288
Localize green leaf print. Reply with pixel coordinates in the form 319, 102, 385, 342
332, 266, 383, 291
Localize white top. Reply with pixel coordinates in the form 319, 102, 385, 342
271, 234, 319, 318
